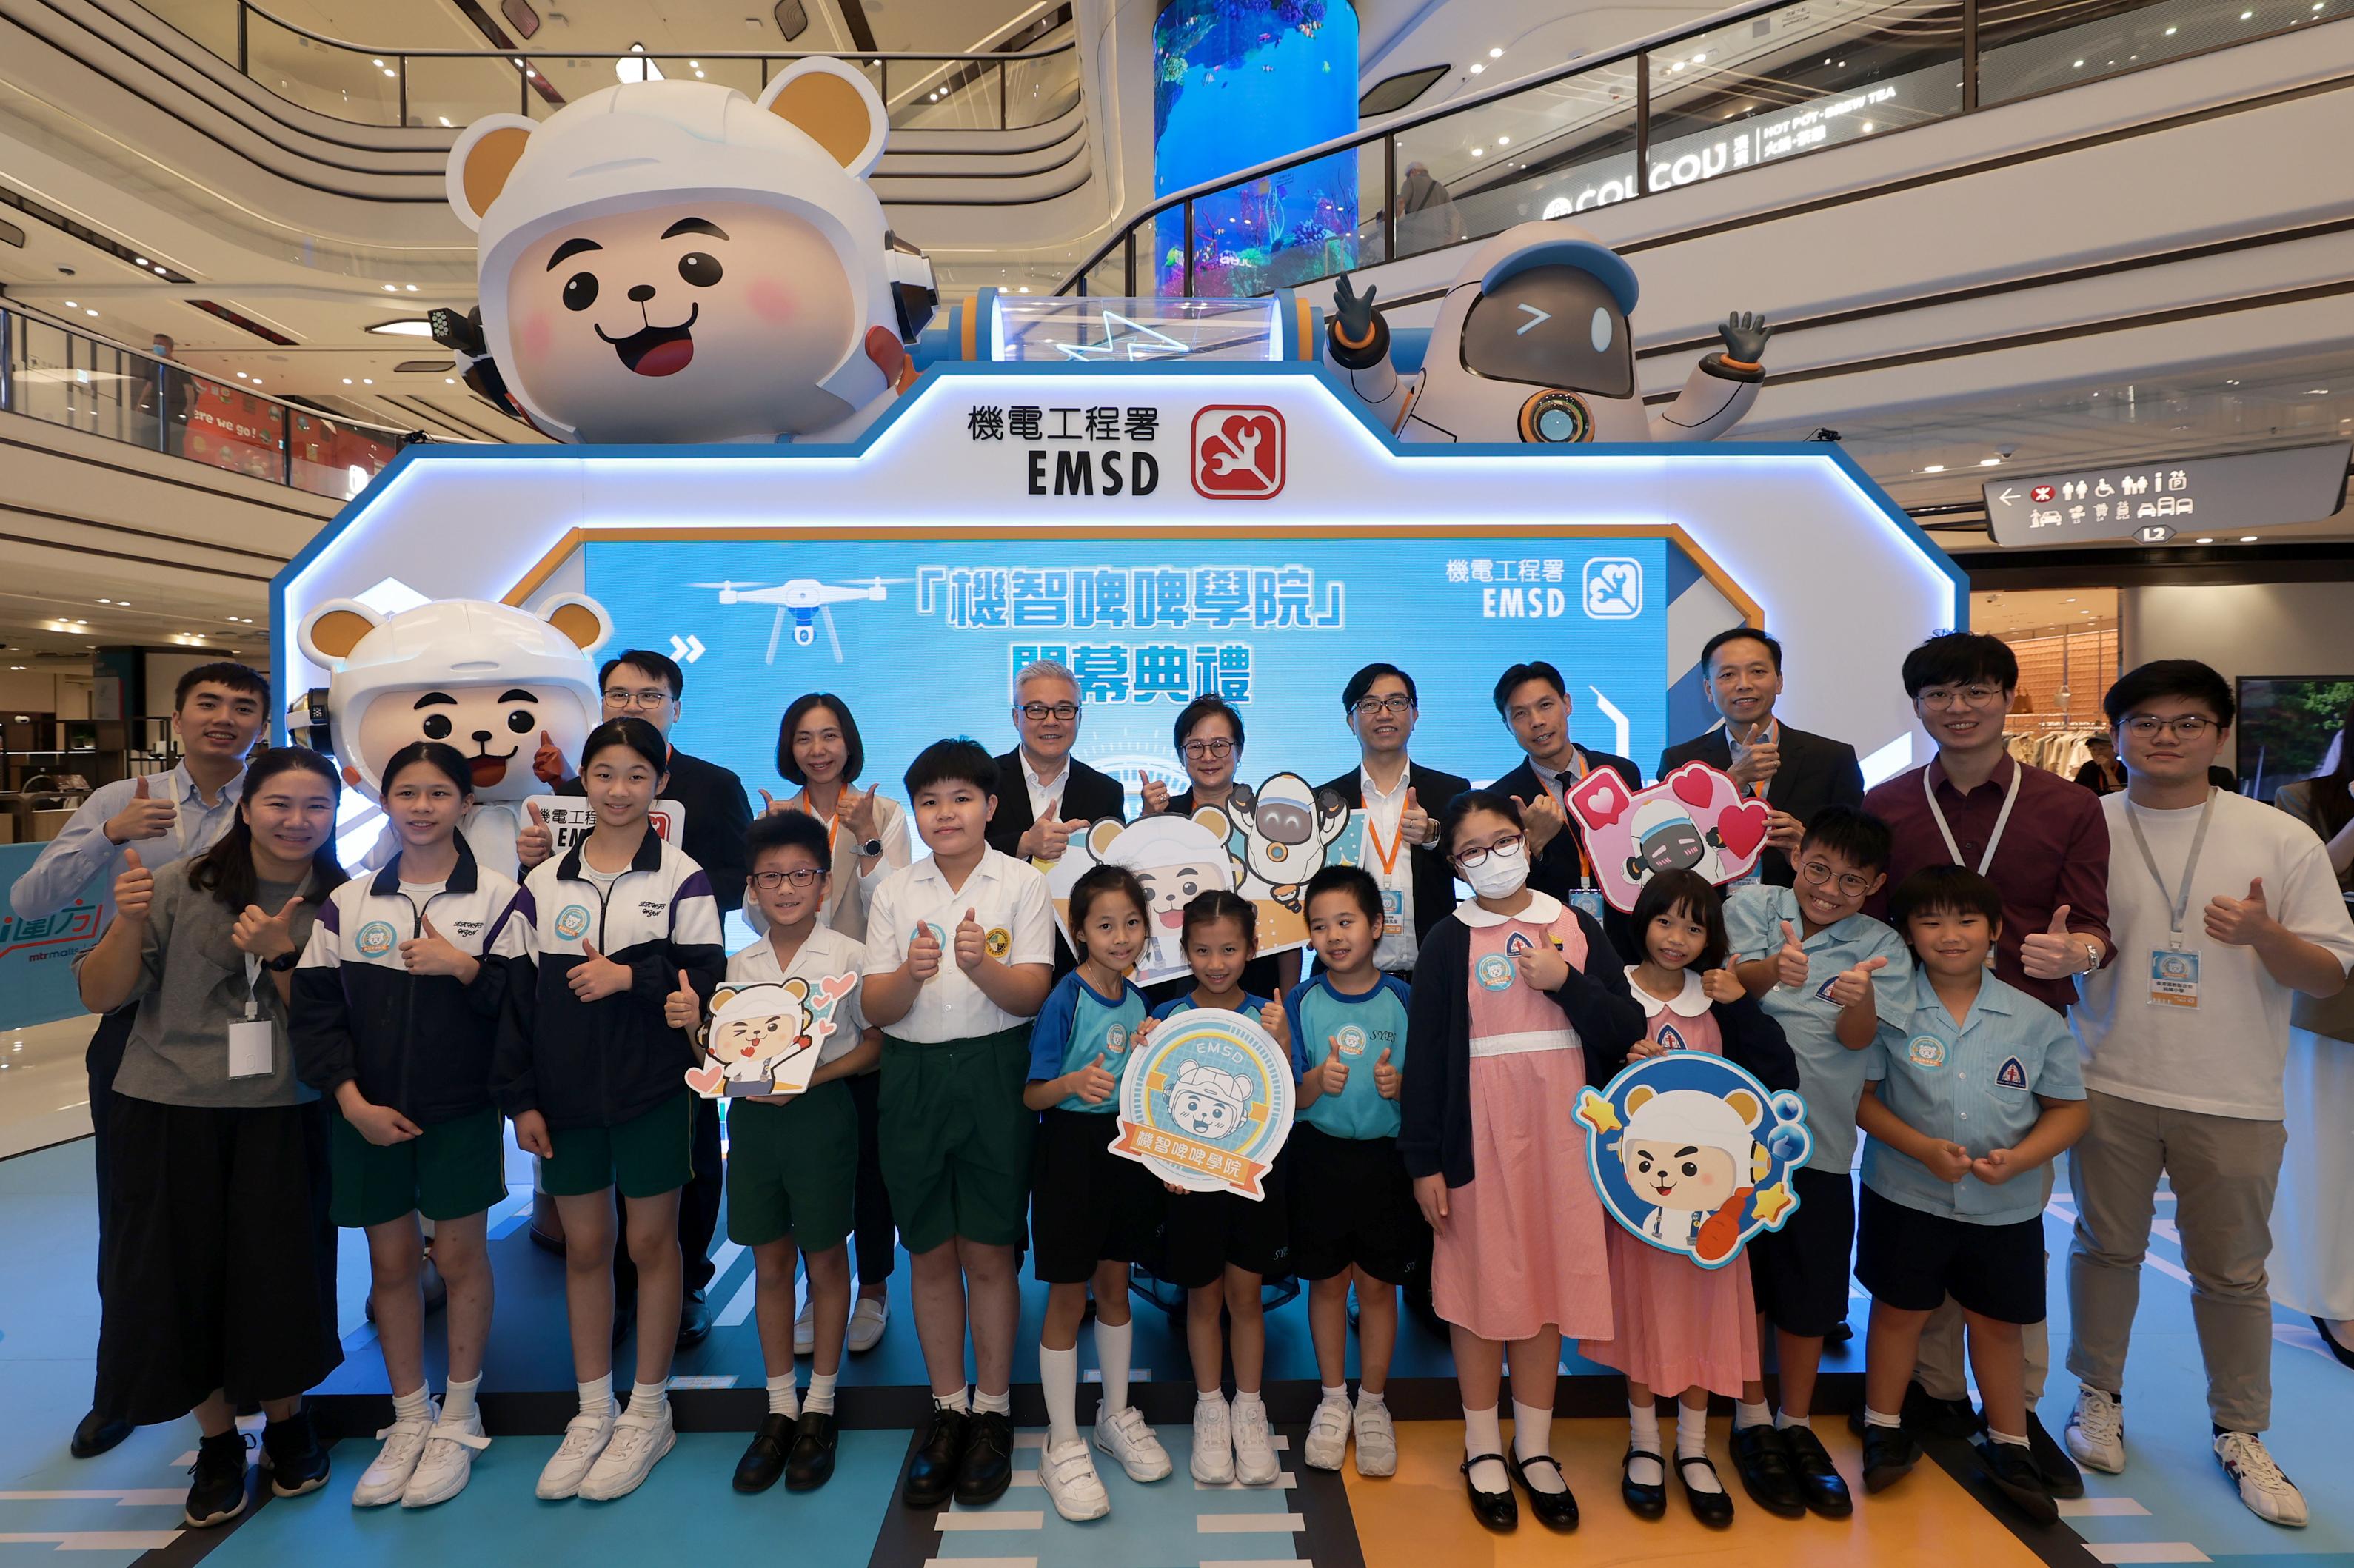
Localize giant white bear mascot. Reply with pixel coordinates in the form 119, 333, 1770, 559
444, 60, 927, 444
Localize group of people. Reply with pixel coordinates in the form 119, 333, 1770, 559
14, 627, 2352, 1538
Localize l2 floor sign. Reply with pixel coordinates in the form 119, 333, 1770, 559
1984, 442, 2350, 546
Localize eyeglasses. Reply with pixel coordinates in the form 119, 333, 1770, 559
750, 868, 823, 891
1353, 694, 1415, 717
603, 688, 672, 711
1915, 683, 2005, 711
1183, 737, 1235, 758
1015, 702, 1080, 723
1799, 859, 1874, 897
2121, 713, 2216, 738
1454, 833, 1523, 867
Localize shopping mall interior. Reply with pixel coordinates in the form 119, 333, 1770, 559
2, 0, 2352, 1563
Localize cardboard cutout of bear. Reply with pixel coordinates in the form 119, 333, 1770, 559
1565, 760, 1770, 913
686, 974, 858, 1098
1044, 810, 1237, 985
1109, 1008, 1295, 1199
1576, 1053, 1811, 1268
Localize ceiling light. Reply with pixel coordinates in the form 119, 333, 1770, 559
1497, 135, 1510, 145
1488, 46, 1502, 57
447, 377, 457, 383
62, 300, 76, 308
689, 59, 699, 67
1922, 463, 1945, 472
373, 58, 384, 66
367, 318, 437, 337
250, 378, 261, 386
383, 284, 396, 292
1978, 457, 2000, 466
1670, 60, 1685, 71
1472, 146, 1485, 155
1692, 51, 1708, 63
235, 371, 247, 378
1469, 62, 1485, 73
439, 115, 453, 127
2197, 536, 2215, 543
97, 597, 110, 603
2073, 58, 2085, 67
2307, 388, 2331, 394
2240, 535, 2258, 542
2165, 23, 2179, 32
86, 309, 97, 317
2241, 9, 2253, 16
343, 378, 353, 385
2064, 597, 2077, 603
405, 284, 418, 292
362, 378, 374, 385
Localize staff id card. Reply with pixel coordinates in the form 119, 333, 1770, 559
2149, 948, 2201, 1010
229, 954, 272, 1078
1567, 886, 1608, 922
1380, 887, 1405, 939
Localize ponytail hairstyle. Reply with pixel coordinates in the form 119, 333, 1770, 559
382, 740, 475, 800
1180, 888, 1258, 952
188, 746, 347, 913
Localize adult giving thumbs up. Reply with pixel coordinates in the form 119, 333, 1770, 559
112, 847, 156, 922
232, 894, 306, 962
1824, 953, 1889, 1008
2204, 877, 2276, 946
1020, 802, 1080, 862
104, 774, 177, 845
517, 797, 554, 869
2021, 903, 2093, 981
566, 937, 632, 1002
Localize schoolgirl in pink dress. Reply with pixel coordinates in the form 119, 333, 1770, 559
1400, 791, 1645, 1535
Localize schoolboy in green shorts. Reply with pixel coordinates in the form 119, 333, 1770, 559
862, 739, 1055, 1510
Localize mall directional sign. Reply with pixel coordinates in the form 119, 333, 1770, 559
1984, 442, 2350, 546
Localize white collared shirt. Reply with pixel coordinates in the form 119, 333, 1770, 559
1360, 763, 1419, 973
1021, 751, 1072, 825
10, 761, 246, 921
862, 847, 1057, 1042
1628, 966, 1713, 1021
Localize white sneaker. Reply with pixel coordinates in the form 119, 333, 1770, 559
2064, 1386, 2125, 1475
1191, 1397, 1235, 1484
847, 1291, 889, 1354
1353, 1399, 1397, 1478
1303, 1396, 1350, 1472
793, 1289, 816, 1357
577, 1401, 675, 1501
401, 1413, 489, 1509
1040, 1438, 1111, 1521
2215, 1431, 2307, 1527
1232, 1398, 1281, 1486
1094, 1404, 1173, 1483
351, 1402, 436, 1507
535, 1407, 615, 1500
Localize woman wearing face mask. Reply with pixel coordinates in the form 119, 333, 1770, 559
1399, 790, 1645, 1535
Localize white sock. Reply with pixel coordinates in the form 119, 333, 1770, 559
1233, 1390, 1265, 1418
1863, 1406, 1903, 1430
1463, 1404, 1508, 1492
1776, 1407, 1811, 1431
392, 1384, 432, 1424
766, 1373, 799, 1419
1987, 1426, 2028, 1450
806, 1372, 837, 1416
1197, 1389, 1228, 1418
1097, 1317, 1134, 1416
1513, 1399, 1565, 1495
974, 1387, 1011, 1418
630, 1378, 669, 1418
578, 1374, 615, 1419
1627, 1400, 1663, 1487
1734, 1398, 1772, 1431
1357, 1387, 1385, 1412
441, 1374, 481, 1425
1041, 1344, 1080, 1448
1320, 1382, 1348, 1408
1679, 1404, 1722, 1493
936, 1384, 971, 1414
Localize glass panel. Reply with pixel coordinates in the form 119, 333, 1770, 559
1183, 147, 1365, 298
1352, 140, 1390, 272
405, 55, 525, 128
886, 58, 999, 129
529, 56, 618, 110
182, 375, 288, 483
1392, 60, 1639, 260
140, 0, 238, 63
289, 411, 398, 500
990, 296, 1282, 362
1081, 247, 1126, 298
1002, 39, 1080, 129
1978, 0, 2318, 106
653, 57, 764, 98
1645, 1, 1964, 192
4, 319, 156, 444
244, 13, 398, 124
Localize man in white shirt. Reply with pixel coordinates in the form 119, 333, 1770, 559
2061, 660, 2354, 1529
985, 661, 1123, 971
1316, 663, 1468, 978
12, 662, 267, 1459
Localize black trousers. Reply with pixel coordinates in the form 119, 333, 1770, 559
844, 1068, 896, 1285
85, 1008, 135, 1294
615, 1093, 723, 1304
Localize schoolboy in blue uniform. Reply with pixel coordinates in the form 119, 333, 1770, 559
1723, 805, 1910, 1518
1855, 865, 2087, 1524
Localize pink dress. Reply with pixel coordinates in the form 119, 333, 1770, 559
1431, 894, 1614, 1344
1581, 970, 1761, 1397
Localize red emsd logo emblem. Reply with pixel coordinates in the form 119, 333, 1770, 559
1191, 406, 1285, 500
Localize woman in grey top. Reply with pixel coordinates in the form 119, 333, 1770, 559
76, 746, 349, 1529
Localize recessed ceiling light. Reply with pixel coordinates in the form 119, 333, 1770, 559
1469, 62, 1485, 73
383, 284, 396, 292
2165, 23, 2179, 32
447, 377, 457, 384
368, 319, 438, 337
1488, 46, 1502, 57
1979, 457, 2000, 466
362, 378, 374, 385
2240, 535, 2258, 542
2197, 536, 2216, 543
1497, 135, 1511, 146
1472, 146, 1485, 155
97, 597, 110, 603
86, 309, 98, 316
62, 300, 76, 308
2307, 388, 2330, 394
343, 378, 353, 385
1922, 463, 1945, 473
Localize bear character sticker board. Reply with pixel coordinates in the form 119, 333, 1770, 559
686, 974, 859, 1098
1109, 1008, 1294, 1199
1575, 1053, 1810, 1268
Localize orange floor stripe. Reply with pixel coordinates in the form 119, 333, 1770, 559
1345, 1417, 2047, 1568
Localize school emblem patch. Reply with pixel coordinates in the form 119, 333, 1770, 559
554, 905, 592, 940
1474, 952, 1516, 991
985, 926, 1012, 958
355, 920, 398, 958
1995, 1056, 2029, 1090
1907, 1034, 1947, 1069
1335, 1023, 1368, 1058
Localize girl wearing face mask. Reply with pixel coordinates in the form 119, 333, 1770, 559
1398, 790, 1645, 1536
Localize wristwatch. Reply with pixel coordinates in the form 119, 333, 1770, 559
2079, 941, 2101, 975
860, 837, 885, 859
264, 949, 301, 972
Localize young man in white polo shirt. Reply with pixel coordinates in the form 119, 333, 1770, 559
2063, 660, 2354, 1527
862, 740, 1056, 1514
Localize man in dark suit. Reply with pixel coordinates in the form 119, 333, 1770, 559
1317, 663, 1471, 977
1657, 628, 1863, 886
986, 658, 1125, 970
1488, 660, 1644, 961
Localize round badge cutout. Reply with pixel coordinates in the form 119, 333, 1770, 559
1475, 952, 1516, 991
355, 919, 398, 958
554, 905, 592, 941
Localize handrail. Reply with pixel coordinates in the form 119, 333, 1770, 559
0, 302, 415, 502
1056, 0, 2341, 298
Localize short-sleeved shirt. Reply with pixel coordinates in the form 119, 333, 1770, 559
723, 925, 872, 1070
1865, 967, 2085, 1225
862, 848, 1055, 1043
1028, 969, 1149, 1113
1285, 971, 1411, 1141
1153, 991, 1275, 1022
1726, 882, 1912, 1175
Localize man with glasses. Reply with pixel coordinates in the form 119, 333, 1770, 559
2061, 661, 2353, 1528
986, 660, 1124, 971
525, 647, 753, 1349
1863, 631, 2113, 1497
1317, 664, 1470, 980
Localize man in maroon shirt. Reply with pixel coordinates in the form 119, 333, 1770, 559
1863, 631, 2113, 1498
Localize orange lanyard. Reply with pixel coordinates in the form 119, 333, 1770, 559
1541, 763, 1592, 886
795, 793, 842, 856
1364, 815, 1403, 876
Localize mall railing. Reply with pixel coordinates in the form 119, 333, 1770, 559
0, 305, 411, 502
135, 0, 1080, 133
1059, 0, 2341, 299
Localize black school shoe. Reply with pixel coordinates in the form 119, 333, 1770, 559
1860, 1425, 1922, 1493
1461, 1454, 1518, 1532
1676, 1454, 1736, 1527
735, 1413, 793, 1493
786, 1411, 838, 1491
1904, 1379, 1985, 1440
1620, 1447, 1667, 1519
954, 1411, 1014, 1507
184, 1431, 249, 1529
903, 1407, 969, 1508
261, 1411, 330, 1498
70, 1409, 133, 1460
676, 1290, 712, 1350
1729, 1424, 1808, 1518
1505, 1450, 1579, 1532
1975, 1435, 2059, 1526
2024, 1410, 2084, 1498
1778, 1425, 1854, 1517
2316, 1316, 2354, 1370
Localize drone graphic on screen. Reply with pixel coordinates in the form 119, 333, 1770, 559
689, 577, 910, 663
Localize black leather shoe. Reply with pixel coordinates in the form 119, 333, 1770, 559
1676, 1454, 1736, 1527
1860, 1425, 1921, 1493
676, 1290, 712, 1350
1903, 1379, 1984, 1439
1778, 1424, 1853, 1518
1620, 1447, 1666, 1518
1730, 1423, 1807, 1518
1505, 1450, 1579, 1532
2316, 1316, 2354, 1370
261, 1411, 330, 1498
954, 1411, 1014, 1507
1461, 1455, 1518, 1532
70, 1409, 133, 1460
786, 1410, 838, 1491
2024, 1410, 2084, 1498
734, 1413, 792, 1493
183, 1431, 248, 1529
1976, 1435, 2059, 1526
1826, 1316, 1853, 1344
903, 1407, 968, 1508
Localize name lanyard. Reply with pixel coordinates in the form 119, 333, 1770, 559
1922, 763, 2021, 875
796, 794, 841, 856
1540, 757, 1591, 886
1363, 814, 1404, 878
2123, 791, 2215, 949
1731, 721, 1775, 800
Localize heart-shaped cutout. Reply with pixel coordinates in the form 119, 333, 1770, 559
685, 1062, 726, 1097
1671, 766, 1717, 810
1588, 785, 1616, 814
1716, 800, 1770, 862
